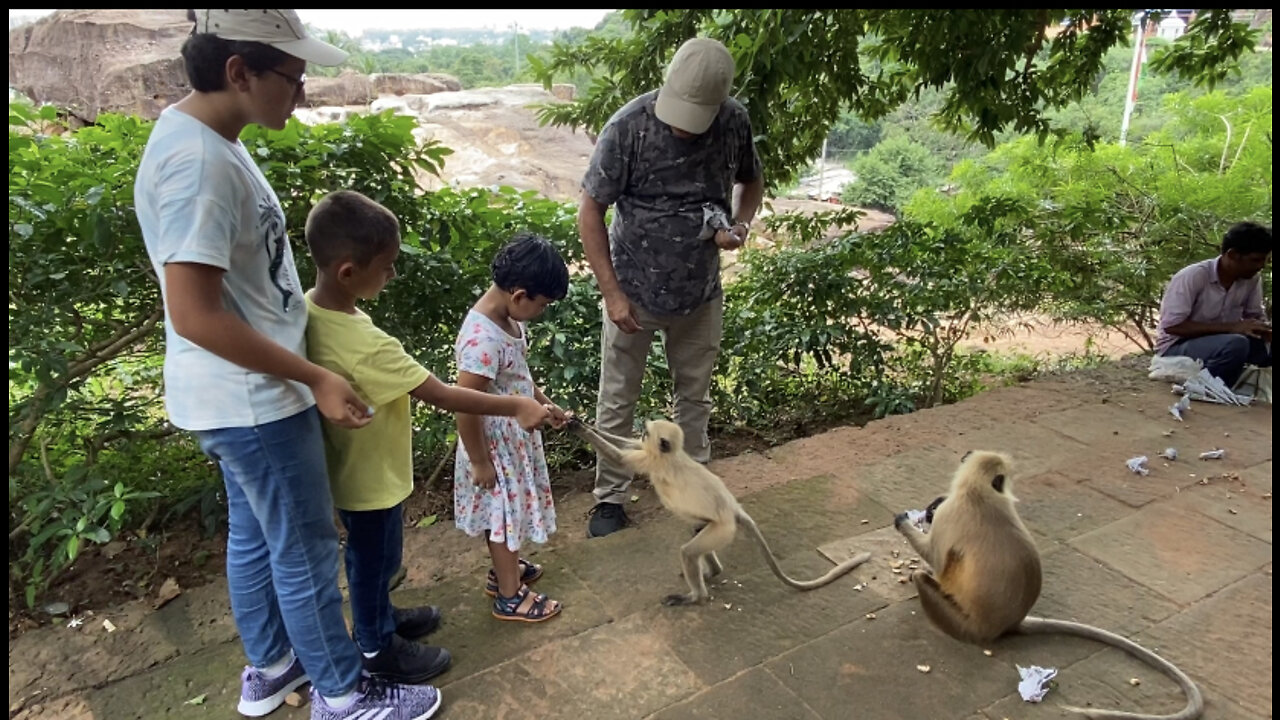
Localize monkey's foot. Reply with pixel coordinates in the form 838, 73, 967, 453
661, 593, 705, 606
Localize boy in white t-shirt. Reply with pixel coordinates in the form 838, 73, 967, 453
133, 10, 443, 720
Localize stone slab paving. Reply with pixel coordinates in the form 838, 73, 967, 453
9, 366, 1271, 720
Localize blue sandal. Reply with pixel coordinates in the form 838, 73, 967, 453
492, 584, 562, 623
484, 558, 543, 597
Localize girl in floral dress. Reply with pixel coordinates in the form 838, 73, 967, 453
453, 233, 570, 622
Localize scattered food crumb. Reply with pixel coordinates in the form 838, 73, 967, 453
1227, 508, 1239, 515
917, 664, 931, 673
285, 691, 307, 707
1129, 678, 1141, 686
102, 619, 117, 633
983, 649, 994, 657
864, 613, 877, 620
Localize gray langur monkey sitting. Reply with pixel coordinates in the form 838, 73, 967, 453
567, 417, 871, 606
894, 450, 1202, 720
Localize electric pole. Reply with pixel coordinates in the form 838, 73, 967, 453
1120, 11, 1148, 147
512, 23, 520, 78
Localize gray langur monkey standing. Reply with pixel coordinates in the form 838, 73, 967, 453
894, 450, 1202, 720
567, 417, 871, 606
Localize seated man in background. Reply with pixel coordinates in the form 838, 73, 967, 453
1155, 221, 1272, 387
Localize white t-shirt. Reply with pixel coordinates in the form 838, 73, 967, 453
134, 107, 313, 431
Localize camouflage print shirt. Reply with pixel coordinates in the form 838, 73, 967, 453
582, 90, 762, 316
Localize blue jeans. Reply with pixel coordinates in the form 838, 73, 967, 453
1163, 333, 1272, 387
338, 504, 403, 654
194, 406, 362, 697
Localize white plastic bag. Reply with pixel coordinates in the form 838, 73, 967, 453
1148, 355, 1203, 383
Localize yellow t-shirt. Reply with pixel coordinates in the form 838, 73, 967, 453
304, 292, 431, 511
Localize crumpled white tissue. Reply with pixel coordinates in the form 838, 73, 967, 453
1017, 664, 1058, 703
1126, 456, 1150, 476
904, 509, 930, 533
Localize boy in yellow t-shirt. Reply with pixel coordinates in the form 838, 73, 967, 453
302, 190, 553, 687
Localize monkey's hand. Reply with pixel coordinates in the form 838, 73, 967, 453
893, 512, 912, 531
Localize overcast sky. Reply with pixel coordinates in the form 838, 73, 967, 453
10, 9, 615, 33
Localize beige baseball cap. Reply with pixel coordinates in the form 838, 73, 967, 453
192, 9, 349, 67
654, 37, 735, 135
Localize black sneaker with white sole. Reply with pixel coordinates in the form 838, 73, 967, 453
362, 634, 452, 685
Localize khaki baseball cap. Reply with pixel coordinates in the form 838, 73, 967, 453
192, 9, 349, 67
654, 37, 735, 135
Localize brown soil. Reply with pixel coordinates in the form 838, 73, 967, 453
9, 525, 228, 639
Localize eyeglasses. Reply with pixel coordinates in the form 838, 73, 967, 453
265, 68, 306, 92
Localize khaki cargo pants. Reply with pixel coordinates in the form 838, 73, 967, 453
593, 295, 723, 505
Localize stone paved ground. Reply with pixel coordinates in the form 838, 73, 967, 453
9, 362, 1272, 720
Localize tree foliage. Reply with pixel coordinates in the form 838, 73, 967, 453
841, 134, 944, 214
906, 86, 1273, 350
531, 9, 1259, 191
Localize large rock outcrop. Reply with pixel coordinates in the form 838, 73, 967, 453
302, 71, 465, 107
8, 9, 193, 124
8, 10, 465, 122
296, 84, 594, 203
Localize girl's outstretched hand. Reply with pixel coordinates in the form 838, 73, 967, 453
544, 403, 572, 429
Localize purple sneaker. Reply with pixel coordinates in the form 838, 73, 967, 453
237, 655, 310, 717
310, 676, 442, 720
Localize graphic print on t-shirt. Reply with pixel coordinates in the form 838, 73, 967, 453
257, 198, 300, 314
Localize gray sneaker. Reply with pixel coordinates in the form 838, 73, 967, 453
237, 655, 309, 717
309, 676, 442, 720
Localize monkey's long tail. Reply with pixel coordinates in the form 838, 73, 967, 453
735, 511, 871, 590
1018, 617, 1203, 720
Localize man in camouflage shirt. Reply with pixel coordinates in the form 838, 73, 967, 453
578, 36, 765, 538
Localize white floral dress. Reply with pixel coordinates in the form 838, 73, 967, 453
452, 309, 557, 551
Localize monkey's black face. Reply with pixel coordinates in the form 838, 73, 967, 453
925, 495, 946, 524
991, 474, 1006, 493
